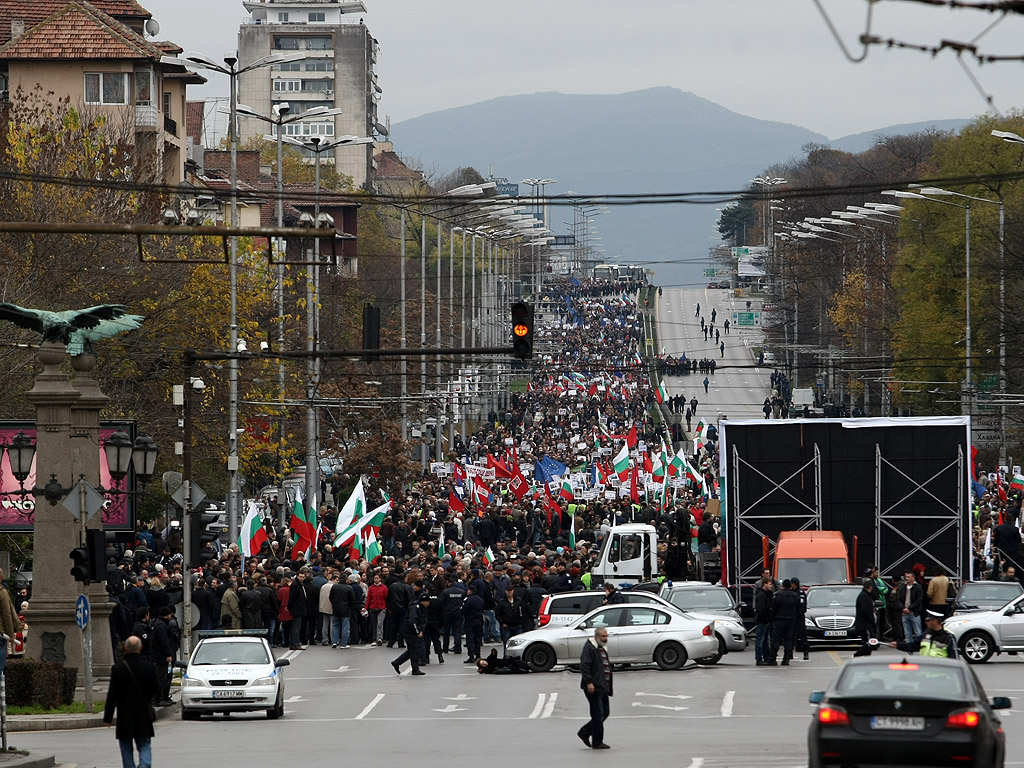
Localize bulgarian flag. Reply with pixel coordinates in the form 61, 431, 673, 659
364, 527, 382, 564
335, 478, 367, 540
238, 500, 268, 558
289, 488, 314, 560
613, 443, 631, 480
1010, 474, 1024, 493
667, 451, 685, 478
652, 445, 666, 484
559, 477, 574, 501
569, 515, 577, 549
438, 527, 445, 557
482, 546, 495, 567
655, 380, 668, 405
473, 476, 493, 508
333, 499, 392, 548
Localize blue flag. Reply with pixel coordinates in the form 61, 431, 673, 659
534, 456, 568, 485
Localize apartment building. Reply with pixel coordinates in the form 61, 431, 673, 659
237, 0, 382, 191
0, 0, 204, 186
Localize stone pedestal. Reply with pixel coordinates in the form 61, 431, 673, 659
22, 344, 114, 677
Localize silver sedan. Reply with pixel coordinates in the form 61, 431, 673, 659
505, 603, 719, 672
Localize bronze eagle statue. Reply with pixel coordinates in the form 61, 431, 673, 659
0, 303, 140, 349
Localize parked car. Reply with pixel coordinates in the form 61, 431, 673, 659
177, 630, 290, 720
808, 656, 1009, 768
803, 584, 862, 646
950, 580, 1024, 615
505, 603, 718, 672
539, 589, 746, 663
944, 591, 1024, 663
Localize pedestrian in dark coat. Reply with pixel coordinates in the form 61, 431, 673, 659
287, 569, 314, 649
104, 635, 159, 768
577, 628, 613, 749
768, 579, 800, 665
853, 579, 878, 657
461, 584, 485, 662
239, 579, 264, 630
754, 579, 774, 665
391, 589, 428, 675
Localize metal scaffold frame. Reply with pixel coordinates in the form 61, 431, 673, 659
875, 443, 965, 581
731, 443, 822, 585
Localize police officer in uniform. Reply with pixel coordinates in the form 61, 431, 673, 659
888, 609, 958, 658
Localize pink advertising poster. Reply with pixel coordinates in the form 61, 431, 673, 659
0, 421, 136, 531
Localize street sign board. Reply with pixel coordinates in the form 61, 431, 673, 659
733, 311, 760, 327
495, 182, 519, 197
76, 594, 90, 629
61, 479, 107, 522
171, 481, 207, 510
704, 268, 716, 276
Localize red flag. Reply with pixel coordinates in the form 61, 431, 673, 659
449, 490, 466, 514
996, 470, 1008, 502
508, 467, 529, 501
453, 462, 467, 486
596, 460, 609, 484
588, 382, 597, 397
626, 423, 638, 448
487, 453, 513, 478
473, 476, 493, 508
642, 451, 653, 474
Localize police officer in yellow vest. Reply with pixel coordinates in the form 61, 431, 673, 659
888, 609, 958, 658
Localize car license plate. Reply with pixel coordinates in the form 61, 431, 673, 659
823, 630, 847, 637
871, 716, 925, 730
212, 689, 246, 699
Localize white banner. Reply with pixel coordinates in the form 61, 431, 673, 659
464, 465, 496, 480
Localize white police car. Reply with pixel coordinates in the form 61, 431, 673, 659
177, 630, 289, 720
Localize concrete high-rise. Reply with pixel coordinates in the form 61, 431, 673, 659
237, 0, 381, 190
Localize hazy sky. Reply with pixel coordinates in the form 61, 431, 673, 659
144, 0, 1022, 139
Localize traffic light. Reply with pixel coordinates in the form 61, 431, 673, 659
69, 529, 105, 583
510, 301, 533, 360
70, 544, 90, 582
190, 509, 224, 564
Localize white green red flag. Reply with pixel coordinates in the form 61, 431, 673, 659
289, 488, 314, 560
569, 515, 577, 549
364, 527, 382, 563
335, 478, 367, 540
613, 443, 631, 480
333, 498, 391, 548
238, 499, 268, 558
1010, 474, 1024, 492
655, 380, 668, 405
482, 547, 495, 567
559, 477, 574, 501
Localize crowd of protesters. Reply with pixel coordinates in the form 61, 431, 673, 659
93, 276, 725, 675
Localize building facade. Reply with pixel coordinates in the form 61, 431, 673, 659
0, 0, 204, 186
237, 0, 381, 191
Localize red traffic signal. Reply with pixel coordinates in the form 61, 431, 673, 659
510, 302, 533, 359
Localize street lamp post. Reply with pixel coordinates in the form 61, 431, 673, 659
161, 49, 305, 540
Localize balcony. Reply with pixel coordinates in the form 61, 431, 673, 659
135, 104, 158, 130
164, 114, 178, 137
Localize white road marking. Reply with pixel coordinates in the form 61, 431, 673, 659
721, 690, 735, 717
324, 665, 352, 673
632, 702, 688, 711
528, 693, 546, 719
443, 694, 477, 701
541, 692, 558, 718
354, 693, 385, 720
685, 759, 705, 768
636, 692, 692, 700
284, 695, 306, 703
431, 704, 468, 713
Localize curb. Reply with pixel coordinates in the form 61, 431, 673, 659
6, 699, 179, 732
0, 751, 55, 768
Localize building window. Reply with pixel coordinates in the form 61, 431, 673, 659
284, 122, 334, 137
303, 80, 329, 92
273, 61, 301, 71
163, 92, 171, 116
308, 12, 325, 22
278, 12, 289, 21
305, 36, 332, 50
273, 80, 303, 92
84, 72, 128, 105
273, 36, 300, 50
134, 70, 153, 106
305, 60, 333, 72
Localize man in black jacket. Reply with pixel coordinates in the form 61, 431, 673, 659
149, 607, 175, 706
767, 579, 800, 666
895, 570, 924, 643
391, 589, 428, 675
461, 584, 485, 663
440, 577, 466, 655
495, 586, 527, 655
329, 573, 355, 648
853, 579, 878, 657
191, 579, 220, 632
577, 627, 613, 750
992, 510, 1024, 584
287, 568, 314, 650
104, 635, 159, 768
754, 579, 773, 666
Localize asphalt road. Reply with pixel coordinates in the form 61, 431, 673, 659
18, 642, 1024, 768
657, 286, 769, 423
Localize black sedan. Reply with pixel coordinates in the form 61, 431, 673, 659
804, 584, 862, 646
808, 656, 1010, 768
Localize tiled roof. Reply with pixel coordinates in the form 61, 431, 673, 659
0, 1, 161, 60
0, 0, 149, 46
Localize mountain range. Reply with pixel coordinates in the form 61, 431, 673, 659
390, 87, 968, 288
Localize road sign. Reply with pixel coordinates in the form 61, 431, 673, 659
61, 479, 107, 522
76, 594, 90, 629
171, 481, 207, 509
733, 311, 760, 327
494, 182, 519, 197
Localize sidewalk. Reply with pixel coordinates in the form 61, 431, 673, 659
6, 697, 179, 732
0, 752, 55, 768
